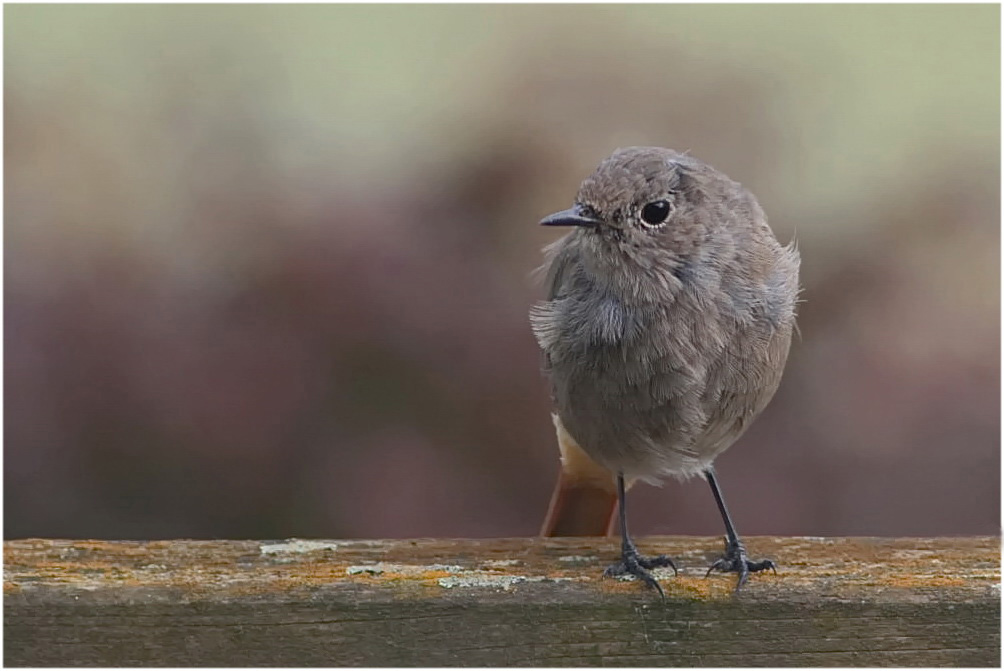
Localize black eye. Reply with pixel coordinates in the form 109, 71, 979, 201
640, 200, 671, 227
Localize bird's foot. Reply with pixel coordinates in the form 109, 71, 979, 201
705, 537, 776, 591
604, 541, 677, 598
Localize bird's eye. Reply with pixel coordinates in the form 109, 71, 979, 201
640, 200, 671, 227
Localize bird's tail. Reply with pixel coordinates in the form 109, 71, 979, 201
540, 415, 620, 537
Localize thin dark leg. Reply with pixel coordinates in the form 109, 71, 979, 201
615, 473, 632, 550
704, 467, 776, 591
603, 473, 677, 598
706, 467, 742, 547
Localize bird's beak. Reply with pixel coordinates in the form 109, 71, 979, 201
539, 207, 602, 228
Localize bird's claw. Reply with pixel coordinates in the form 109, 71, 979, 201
705, 537, 776, 591
604, 543, 677, 598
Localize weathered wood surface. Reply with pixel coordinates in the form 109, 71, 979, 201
4, 536, 1000, 667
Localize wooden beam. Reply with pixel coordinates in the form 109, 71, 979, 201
4, 536, 1000, 666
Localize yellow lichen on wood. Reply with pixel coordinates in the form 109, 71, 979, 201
4, 536, 999, 603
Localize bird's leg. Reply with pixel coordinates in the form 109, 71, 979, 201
603, 472, 677, 597
703, 467, 776, 590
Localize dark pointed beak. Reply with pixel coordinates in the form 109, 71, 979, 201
539, 207, 602, 228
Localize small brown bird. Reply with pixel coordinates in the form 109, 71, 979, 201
531, 147, 799, 594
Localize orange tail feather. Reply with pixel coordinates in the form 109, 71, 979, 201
541, 469, 618, 536
540, 414, 621, 537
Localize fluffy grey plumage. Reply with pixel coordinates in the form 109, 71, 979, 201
532, 147, 800, 482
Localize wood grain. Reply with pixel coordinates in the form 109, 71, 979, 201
4, 536, 1000, 666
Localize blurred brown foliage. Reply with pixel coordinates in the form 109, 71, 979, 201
5, 6, 999, 540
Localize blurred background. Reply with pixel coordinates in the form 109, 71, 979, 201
5, 5, 999, 541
